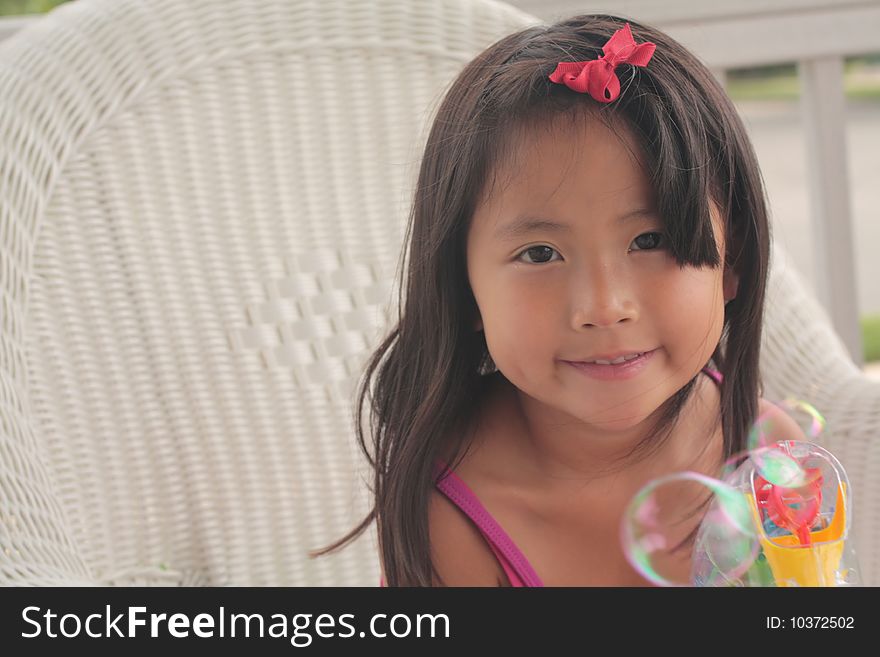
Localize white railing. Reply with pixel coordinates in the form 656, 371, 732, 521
511, 0, 879, 366
0, 15, 32, 42
2, 1, 876, 364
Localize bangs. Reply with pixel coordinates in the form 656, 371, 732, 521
483, 99, 725, 272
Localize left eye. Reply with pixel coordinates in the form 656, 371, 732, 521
631, 232, 665, 250
517, 246, 560, 264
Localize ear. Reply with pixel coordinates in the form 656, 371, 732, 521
721, 219, 740, 304
469, 293, 483, 331
723, 262, 739, 304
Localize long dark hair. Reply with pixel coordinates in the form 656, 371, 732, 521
310, 14, 770, 586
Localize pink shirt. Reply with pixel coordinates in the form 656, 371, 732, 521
380, 367, 723, 586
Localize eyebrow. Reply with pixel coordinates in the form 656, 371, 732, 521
493, 208, 657, 240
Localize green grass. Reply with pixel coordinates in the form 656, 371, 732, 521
727, 71, 801, 101
846, 83, 880, 100
862, 315, 880, 363
727, 60, 880, 101
0, 1, 69, 17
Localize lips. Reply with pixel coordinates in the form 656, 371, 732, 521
572, 348, 656, 365
584, 352, 647, 365
564, 349, 656, 381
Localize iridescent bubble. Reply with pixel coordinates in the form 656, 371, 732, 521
723, 445, 817, 488
621, 472, 759, 587
779, 398, 826, 440
754, 447, 809, 487
736, 399, 828, 488
746, 398, 826, 453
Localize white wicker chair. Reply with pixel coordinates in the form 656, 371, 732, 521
0, 0, 539, 586
0, 0, 876, 587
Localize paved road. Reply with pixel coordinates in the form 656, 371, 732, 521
735, 98, 880, 317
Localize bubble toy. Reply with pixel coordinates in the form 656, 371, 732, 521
622, 399, 861, 587
693, 440, 860, 587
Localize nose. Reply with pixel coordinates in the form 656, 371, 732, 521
569, 261, 638, 329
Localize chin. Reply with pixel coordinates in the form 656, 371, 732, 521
543, 391, 653, 431
579, 408, 654, 432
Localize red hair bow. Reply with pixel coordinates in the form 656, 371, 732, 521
548, 23, 656, 103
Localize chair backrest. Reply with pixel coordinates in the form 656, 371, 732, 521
0, 0, 540, 585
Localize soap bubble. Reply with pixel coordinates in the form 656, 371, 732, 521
621, 472, 759, 587
720, 399, 828, 489
723, 445, 814, 488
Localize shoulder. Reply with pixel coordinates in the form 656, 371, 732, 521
427, 373, 514, 587
428, 487, 509, 587
757, 397, 809, 443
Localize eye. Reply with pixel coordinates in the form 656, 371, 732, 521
631, 232, 665, 251
516, 245, 561, 264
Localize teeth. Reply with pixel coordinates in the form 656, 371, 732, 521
591, 352, 642, 365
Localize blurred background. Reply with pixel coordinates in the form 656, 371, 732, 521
2, 0, 878, 376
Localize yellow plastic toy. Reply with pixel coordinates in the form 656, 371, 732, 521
692, 440, 860, 587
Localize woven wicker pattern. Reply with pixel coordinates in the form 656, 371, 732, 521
0, 0, 539, 586
1, 0, 877, 587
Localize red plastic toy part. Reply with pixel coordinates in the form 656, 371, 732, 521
755, 467, 824, 546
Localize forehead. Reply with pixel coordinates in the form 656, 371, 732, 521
470, 115, 728, 252
474, 115, 655, 230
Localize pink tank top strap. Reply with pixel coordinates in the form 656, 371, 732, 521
702, 366, 722, 385
433, 460, 543, 587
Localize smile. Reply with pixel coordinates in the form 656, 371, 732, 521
563, 349, 656, 381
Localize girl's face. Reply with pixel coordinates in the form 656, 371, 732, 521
466, 117, 738, 432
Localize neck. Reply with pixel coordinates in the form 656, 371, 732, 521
505, 373, 718, 492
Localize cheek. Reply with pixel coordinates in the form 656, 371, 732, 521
655, 269, 725, 339
477, 276, 558, 351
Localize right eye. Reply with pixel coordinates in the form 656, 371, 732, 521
516, 245, 561, 264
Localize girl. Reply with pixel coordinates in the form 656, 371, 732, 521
312, 14, 788, 586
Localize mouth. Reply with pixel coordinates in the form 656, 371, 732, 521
564, 349, 657, 381
578, 350, 653, 365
